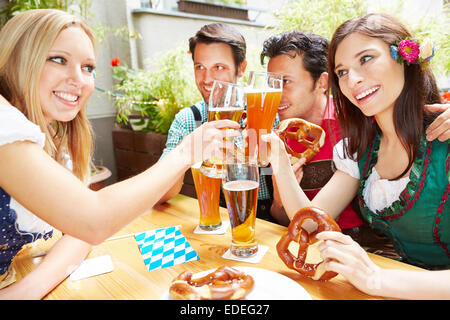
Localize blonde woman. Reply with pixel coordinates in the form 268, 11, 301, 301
0, 9, 239, 299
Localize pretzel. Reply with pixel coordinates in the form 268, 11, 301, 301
276, 206, 341, 281
275, 118, 325, 164
169, 266, 254, 300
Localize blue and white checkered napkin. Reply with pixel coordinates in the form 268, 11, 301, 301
135, 226, 199, 271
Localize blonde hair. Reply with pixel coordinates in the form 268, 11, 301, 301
0, 9, 97, 183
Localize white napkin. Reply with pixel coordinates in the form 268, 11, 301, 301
69, 255, 114, 281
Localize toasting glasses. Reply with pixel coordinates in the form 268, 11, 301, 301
244, 71, 283, 167
200, 80, 245, 179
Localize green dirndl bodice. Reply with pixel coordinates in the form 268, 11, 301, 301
357, 133, 450, 269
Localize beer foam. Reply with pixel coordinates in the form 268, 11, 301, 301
223, 180, 259, 191
208, 107, 244, 111
244, 88, 282, 94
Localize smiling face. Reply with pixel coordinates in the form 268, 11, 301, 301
39, 25, 96, 123
193, 42, 245, 103
334, 33, 405, 117
267, 52, 326, 124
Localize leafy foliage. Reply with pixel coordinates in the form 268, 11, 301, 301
272, 0, 367, 40
0, 0, 133, 44
272, 0, 449, 77
404, 1, 450, 78
112, 47, 200, 133
0, 0, 92, 26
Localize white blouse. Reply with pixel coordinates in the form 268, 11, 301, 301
0, 104, 54, 235
333, 139, 410, 212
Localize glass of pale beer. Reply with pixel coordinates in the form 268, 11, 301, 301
222, 159, 259, 257
191, 162, 222, 231
200, 80, 245, 179
245, 71, 283, 167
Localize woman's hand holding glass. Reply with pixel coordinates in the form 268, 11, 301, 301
178, 120, 241, 168
260, 132, 292, 175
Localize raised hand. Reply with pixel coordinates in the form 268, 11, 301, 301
425, 104, 450, 142
179, 120, 241, 166
260, 132, 291, 174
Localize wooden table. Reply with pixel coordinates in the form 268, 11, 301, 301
11, 194, 423, 300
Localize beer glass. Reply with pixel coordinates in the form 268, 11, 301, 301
200, 80, 245, 179
191, 162, 222, 231
222, 161, 259, 257
245, 71, 283, 167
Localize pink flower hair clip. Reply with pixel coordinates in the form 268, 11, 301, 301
390, 37, 435, 66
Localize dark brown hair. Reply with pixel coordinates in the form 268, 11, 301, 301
189, 23, 246, 74
328, 13, 441, 180
260, 31, 329, 83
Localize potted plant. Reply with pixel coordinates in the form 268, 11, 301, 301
442, 91, 450, 104
110, 47, 201, 181
110, 57, 158, 132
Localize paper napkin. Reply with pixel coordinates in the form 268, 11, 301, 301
69, 255, 114, 281
135, 226, 199, 272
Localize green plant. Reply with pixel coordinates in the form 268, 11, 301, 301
272, 0, 449, 77
0, 0, 92, 26
399, 1, 450, 78
112, 47, 201, 134
272, 0, 367, 40
0, 0, 134, 44
111, 63, 158, 130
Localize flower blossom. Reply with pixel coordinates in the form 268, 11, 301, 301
390, 45, 399, 61
419, 38, 434, 61
442, 91, 450, 104
398, 40, 420, 63
111, 57, 120, 67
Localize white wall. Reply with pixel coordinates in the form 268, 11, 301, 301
131, 10, 274, 71
87, 0, 132, 119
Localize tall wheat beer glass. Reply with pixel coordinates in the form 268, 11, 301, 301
245, 71, 282, 166
223, 160, 259, 257
191, 162, 222, 230
200, 80, 245, 178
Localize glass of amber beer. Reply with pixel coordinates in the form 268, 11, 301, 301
222, 159, 259, 257
245, 71, 283, 167
191, 162, 222, 230
200, 80, 245, 179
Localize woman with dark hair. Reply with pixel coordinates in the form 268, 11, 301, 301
262, 13, 449, 299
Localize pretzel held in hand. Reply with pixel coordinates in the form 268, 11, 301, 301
275, 118, 325, 164
169, 266, 254, 300
276, 206, 341, 281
